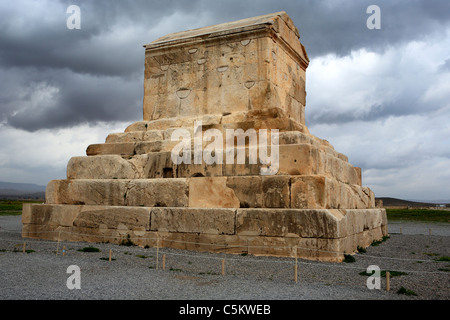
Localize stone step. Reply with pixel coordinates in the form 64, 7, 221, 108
91, 124, 348, 164
76, 142, 360, 185
22, 203, 387, 261
104, 128, 346, 159
125, 107, 307, 132
46, 175, 374, 209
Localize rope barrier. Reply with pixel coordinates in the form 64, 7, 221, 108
1, 231, 449, 277
1, 227, 449, 264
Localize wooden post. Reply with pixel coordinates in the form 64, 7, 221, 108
162, 254, 166, 270
109, 249, 112, 262
399, 227, 402, 235
22, 242, 26, 253
156, 234, 159, 270
429, 228, 432, 236
221, 259, 225, 276
294, 246, 298, 283
56, 230, 61, 256
386, 271, 390, 292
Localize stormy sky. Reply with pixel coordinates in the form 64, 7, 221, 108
0, 0, 449, 201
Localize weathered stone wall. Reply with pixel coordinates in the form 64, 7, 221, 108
22, 11, 387, 262
23, 203, 387, 262
143, 12, 308, 125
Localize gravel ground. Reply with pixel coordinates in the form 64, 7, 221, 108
0, 216, 449, 301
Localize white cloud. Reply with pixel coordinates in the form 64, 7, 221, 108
306, 34, 450, 201
306, 31, 450, 123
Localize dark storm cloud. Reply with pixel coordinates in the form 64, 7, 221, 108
0, 0, 449, 131
307, 95, 434, 125
2, 67, 142, 131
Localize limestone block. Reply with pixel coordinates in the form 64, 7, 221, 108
236, 208, 340, 238
290, 176, 327, 209
348, 184, 374, 209
362, 186, 376, 208
226, 176, 263, 208
46, 179, 189, 208
46, 179, 129, 206
225, 175, 290, 208
285, 95, 303, 124
188, 177, 240, 208
176, 161, 223, 178
143, 151, 177, 179
22, 203, 81, 227
150, 207, 236, 235
73, 206, 151, 230
221, 112, 247, 124
278, 131, 318, 147
125, 121, 150, 132
339, 227, 385, 255
21, 202, 32, 224
338, 209, 386, 236
127, 155, 149, 179
225, 176, 291, 208
144, 130, 165, 142
262, 176, 290, 208
135, 140, 179, 153
22, 223, 62, 241
222, 145, 262, 177
67, 155, 140, 180
163, 127, 194, 141
125, 179, 189, 208
86, 143, 135, 156
278, 144, 320, 176
106, 132, 145, 143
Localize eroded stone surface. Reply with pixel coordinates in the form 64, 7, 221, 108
23, 11, 386, 262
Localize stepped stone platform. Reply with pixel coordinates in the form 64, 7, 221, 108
22, 12, 387, 262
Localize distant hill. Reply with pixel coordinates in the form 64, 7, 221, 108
0, 181, 46, 200
376, 197, 448, 208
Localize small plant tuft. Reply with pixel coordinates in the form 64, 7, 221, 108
359, 270, 408, 277
382, 270, 407, 277
78, 246, 100, 252
357, 246, 366, 254
397, 286, 417, 296
371, 240, 382, 246
100, 257, 116, 261
343, 254, 355, 263
435, 256, 450, 262
423, 252, 439, 257
136, 254, 152, 259
120, 234, 136, 247
371, 236, 390, 247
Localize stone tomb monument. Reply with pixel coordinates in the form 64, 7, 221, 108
22, 12, 387, 262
